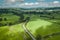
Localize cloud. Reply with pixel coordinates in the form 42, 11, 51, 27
53, 1, 59, 4
9, 0, 16, 2
19, 2, 49, 8
19, 2, 39, 6
35, 2, 39, 4
25, 3, 33, 5
4, 0, 24, 5
18, 1, 60, 8
0, 0, 60, 8
6, 0, 24, 2
37, 0, 45, 2
24, 3, 35, 6
49, 1, 60, 7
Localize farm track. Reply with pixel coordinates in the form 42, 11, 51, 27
22, 22, 36, 40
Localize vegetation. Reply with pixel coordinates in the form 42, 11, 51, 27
0, 8, 60, 40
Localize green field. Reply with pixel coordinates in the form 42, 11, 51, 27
26, 14, 60, 40
0, 10, 60, 40
0, 24, 25, 40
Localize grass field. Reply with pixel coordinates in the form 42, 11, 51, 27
0, 13, 20, 23
0, 12, 60, 40
0, 13, 24, 40
0, 24, 24, 40
26, 14, 60, 40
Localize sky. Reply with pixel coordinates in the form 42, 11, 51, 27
0, 0, 60, 8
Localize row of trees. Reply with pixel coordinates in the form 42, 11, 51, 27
0, 17, 30, 27
0, 17, 14, 26
0, 9, 24, 27
0, 17, 7, 21
24, 10, 60, 20
0, 8, 60, 26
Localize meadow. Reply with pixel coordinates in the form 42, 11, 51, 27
0, 9, 60, 40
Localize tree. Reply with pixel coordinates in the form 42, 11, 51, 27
0, 23, 2, 27
36, 34, 42, 40
9, 23, 12, 26
50, 16, 55, 19
0, 17, 2, 21
4, 18, 7, 21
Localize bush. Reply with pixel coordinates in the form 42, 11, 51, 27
0, 17, 2, 21
4, 18, 7, 21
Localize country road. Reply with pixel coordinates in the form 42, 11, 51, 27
21, 22, 36, 40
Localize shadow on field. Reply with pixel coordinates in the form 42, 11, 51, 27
35, 22, 60, 40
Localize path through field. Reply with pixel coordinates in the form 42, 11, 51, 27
22, 23, 36, 40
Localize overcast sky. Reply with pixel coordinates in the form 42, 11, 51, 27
0, 0, 60, 8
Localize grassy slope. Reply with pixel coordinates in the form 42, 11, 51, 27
0, 13, 60, 40
0, 13, 24, 40
26, 14, 60, 40
0, 13, 20, 23
0, 24, 24, 40
0, 13, 32, 40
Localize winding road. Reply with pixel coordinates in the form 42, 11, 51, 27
22, 22, 36, 40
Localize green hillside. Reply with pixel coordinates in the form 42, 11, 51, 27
0, 8, 60, 40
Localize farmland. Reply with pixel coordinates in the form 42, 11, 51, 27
0, 8, 60, 40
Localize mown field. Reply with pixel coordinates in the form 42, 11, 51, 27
26, 13, 60, 40
0, 10, 60, 40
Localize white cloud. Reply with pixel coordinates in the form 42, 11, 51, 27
49, 1, 60, 7
29, 3, 34, 5
1, 0, 60, 8
19, 1, 60, 8
4, 0, 24, 5
35, 2, 39, 5
5, 0, 16, 3
24, 3, 34, 5
53, 1, 59, 4
24, 3, 29, 5
10, 0, 16, 2
37, 0, 45, 2
25, 2, 39, 5
21, 3, 35, 6
19, 2, 49, 8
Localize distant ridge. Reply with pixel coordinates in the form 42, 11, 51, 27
20, 7, 60, 10
0, 7, 60, 10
